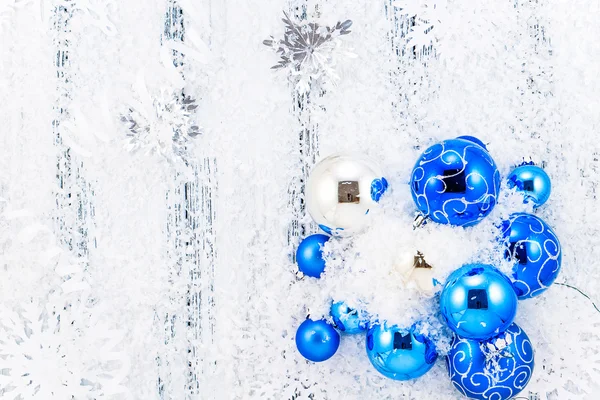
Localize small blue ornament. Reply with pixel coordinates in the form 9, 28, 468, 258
440, 264, 518, 340
330, 302, 368, 334
296, 234, 329, 278
501, 213, 562, 299
447, 323, 535, 400
366, 323, 438, 380
370, 177, 389, 202
410, 137, 501, 227
507, 163, 552, 207
295, 318, 340, 362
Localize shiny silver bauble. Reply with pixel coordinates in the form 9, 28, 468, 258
306, 154, 388, 234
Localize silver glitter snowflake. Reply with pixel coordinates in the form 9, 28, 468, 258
263, 12, 353, 93
121, 88, 202, 163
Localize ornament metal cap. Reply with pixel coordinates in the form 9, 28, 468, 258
413, 214, 427, 230
413, 252, 432, 269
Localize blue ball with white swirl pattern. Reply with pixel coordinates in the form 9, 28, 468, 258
410, 137, 501, 227
501, 213, 562, 299
440, 264, 518, 340
366, 323, 438, 380
446, 323, 535, 400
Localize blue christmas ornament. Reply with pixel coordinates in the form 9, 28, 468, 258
330, 302, 367, 334
440, 264, 518, 340
410, 137, 501, 227
456, 135, 488, 150
447, 323, 534, 400
296, 234, 329, 278
366, 323, 438, 380
370, 177, 389, 202
501, 213, 562, 299
507, 163, 551, 207
295, 319, 340, 362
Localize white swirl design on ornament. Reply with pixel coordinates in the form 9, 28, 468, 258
505, 213, 562, 298
411, 141, 500, 226
447, 324, 534, 400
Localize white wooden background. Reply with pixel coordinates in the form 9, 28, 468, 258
1, 0, 600, 399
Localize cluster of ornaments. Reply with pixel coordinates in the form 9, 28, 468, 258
293, 137, 561, 399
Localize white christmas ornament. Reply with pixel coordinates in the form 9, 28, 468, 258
393, 249, 416, 279
394, 251, 436, 295
409, 264, 436, 294
306, 154, 388, 234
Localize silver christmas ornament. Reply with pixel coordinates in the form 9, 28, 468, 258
306, 154, 388, 235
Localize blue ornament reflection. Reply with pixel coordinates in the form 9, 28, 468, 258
330, 302, 367, 334
296, 234, 329, 278
440, 264, 518, 340
501, 213, 562, 299
366, 323, 438, 380
507, 163, 551, 207
410, 137, 501, 227
295, 319, 340, 362
447, 323, 534, 400
318, 224, 335, 235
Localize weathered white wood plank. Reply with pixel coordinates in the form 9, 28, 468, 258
52, 1, 96, 263
157, 2, 218, 398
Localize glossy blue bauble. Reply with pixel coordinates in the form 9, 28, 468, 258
366, 323, 438, 380
330, 302, 368, 334
295, 319, 340, 362
410, 137, 501, 227
296, 234, 329, 278
447, 323, 535, 400
501, 213, 562, 299
507, 163, 551, 207
440, 264, 518, 340
456, 135, 488, 150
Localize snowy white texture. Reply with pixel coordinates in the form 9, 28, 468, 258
0, 299, 130, 399
0, 199, 131, 398
1, 0, 600, 399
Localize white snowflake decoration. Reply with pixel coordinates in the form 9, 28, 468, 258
0, 300, 129, 399
393, 0, 447, 53
71, 0, 117, 36
0, 0, 47, 30
121, 88, 201, 163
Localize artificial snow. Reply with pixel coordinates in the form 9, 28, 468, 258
1, 0, 600, 399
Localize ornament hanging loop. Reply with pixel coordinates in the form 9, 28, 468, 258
413, 214, 427, 230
